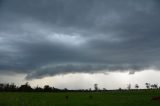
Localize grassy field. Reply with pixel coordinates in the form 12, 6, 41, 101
0, 90, 160, 106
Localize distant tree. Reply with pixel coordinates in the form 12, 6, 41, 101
53, 87, 61, 92
145, 83, 150, 89
4, 83, 10, 91
64, 88, 68, 91
151, 84, 154, 89
118, 88, 122, 91
44, 85, 52, 92
34, 86, 43, 92
0, 83, 4, 91
52, 86, 55, 90
19, 82, 32, 91
135, 84, 139, 89
103, 88, 107, 91
151, 84, 158, 89
9, 83, 17, 91
0, 83, 17, 91
127, 84, 131, 90
94, 84, 98, 91
155, 84, 158, 89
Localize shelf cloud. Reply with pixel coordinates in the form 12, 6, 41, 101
0, 0, 160, 79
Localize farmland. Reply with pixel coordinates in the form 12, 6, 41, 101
0, 90, 160, 106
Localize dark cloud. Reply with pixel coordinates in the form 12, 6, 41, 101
0, 0, 160, 79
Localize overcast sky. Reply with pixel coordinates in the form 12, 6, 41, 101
0, 0, 160, 89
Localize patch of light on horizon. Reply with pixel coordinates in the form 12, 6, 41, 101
1, 69, 160, 90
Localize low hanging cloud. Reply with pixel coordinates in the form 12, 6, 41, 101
25, 63, 151, 79
0, 0, 160, 79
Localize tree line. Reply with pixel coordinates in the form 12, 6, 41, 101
126, 83, 159, 90
0, 82, 96, 92
0, 82, 61, 92
0, 82, 159, 92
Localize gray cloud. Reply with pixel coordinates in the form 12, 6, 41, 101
0, 0, 160, 79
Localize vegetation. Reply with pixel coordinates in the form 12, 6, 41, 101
0, 82, 160, 106
0, 82, 61, 92
0, 90, 160, 106
0, 82, 160, 92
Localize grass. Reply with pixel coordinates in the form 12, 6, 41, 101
0, 90, 160, 106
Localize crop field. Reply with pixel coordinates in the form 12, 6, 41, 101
0, 90, 160, 106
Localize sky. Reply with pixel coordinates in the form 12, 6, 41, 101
0, 0, 160, 89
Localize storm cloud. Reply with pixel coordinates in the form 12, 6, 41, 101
0, 0, 160, 79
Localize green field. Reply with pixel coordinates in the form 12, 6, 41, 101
0, 91, 160, 106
